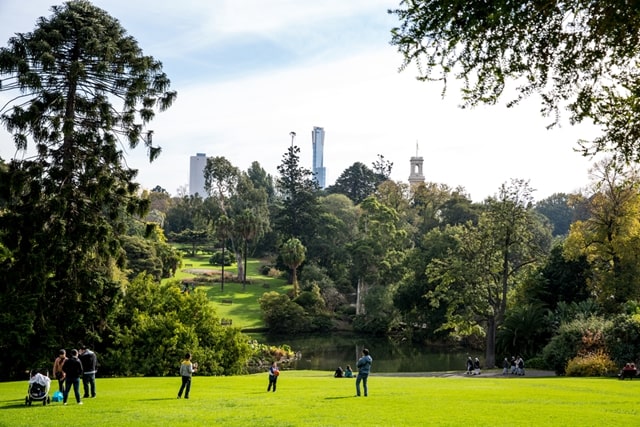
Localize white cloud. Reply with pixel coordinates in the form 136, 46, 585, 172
1, 0, 599, 202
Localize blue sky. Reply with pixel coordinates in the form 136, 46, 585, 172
0, 0, 600, 201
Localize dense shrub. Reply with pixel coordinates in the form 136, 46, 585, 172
525, 356, 545, 370
605, 313, 640, 366
541, 315, 611, 375
565, 351, 617, 377
259, 291, 309, 334
209, 249, 234, 266
102, 274, 252, 376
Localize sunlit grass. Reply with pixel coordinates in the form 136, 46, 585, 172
2, 372, 639, 426
165, 253, 291, 329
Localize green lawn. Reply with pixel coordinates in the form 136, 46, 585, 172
2, 372, 639, 426
167, 254, 291, 329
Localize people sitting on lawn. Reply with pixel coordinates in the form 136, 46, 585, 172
619, 362, 637, 380
334, 366, 344, 378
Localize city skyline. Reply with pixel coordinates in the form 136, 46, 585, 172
0, 0, 602, 202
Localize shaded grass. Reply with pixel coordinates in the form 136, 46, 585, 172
2, 372, 639, 426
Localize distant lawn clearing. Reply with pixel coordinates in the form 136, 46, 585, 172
1, 372, 638, 426
166, 255, 290, 329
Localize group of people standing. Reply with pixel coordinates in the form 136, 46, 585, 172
52, 345, 98, 405
503, 356, 525, 376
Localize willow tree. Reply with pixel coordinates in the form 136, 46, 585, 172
390, 1, 640, 161
0, 0, 175, 378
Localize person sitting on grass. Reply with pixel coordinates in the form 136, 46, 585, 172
344, 365, 353, 378
334, 366, 344, 378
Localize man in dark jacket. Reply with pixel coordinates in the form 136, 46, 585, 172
62, 349, 83, 405
79, 344, 98, 398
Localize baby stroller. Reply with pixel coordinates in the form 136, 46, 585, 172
25, 369, 51, 406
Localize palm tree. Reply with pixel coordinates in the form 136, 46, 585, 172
280, 238, 306, 297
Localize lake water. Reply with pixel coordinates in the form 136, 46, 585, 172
250, 333, 475, 373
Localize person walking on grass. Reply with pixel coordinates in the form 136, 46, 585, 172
355, 348, 372, 397
62, 349, 83, 405
267, 361, 279, 392
177, 353, 197, 399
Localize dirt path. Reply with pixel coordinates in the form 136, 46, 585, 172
375, 369, 556, 378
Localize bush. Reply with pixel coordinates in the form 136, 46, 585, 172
605, 313, 640, 366
565, 351, 617, 377
542, 315, 612, 375
525, 356, 546, 370
209, 249, 234, 266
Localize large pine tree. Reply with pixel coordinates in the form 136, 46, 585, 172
0, 0, 175, 378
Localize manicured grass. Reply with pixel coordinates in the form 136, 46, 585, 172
2, 372, 639, 426
167, 254, 291, 329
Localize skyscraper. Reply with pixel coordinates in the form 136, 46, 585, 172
311, 126, 326, 189
189, 153, 207, 197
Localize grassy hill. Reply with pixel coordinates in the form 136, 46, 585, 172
166, 253, 291, 330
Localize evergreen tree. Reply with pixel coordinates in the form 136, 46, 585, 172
0, 0, 175, 378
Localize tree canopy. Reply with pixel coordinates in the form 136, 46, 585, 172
389, 1, 640, 161
0, 0, 175, 377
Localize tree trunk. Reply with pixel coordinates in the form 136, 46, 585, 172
220, 246, 225, 292
356, 277, 366, 315
485, 316, 497, 368
292, 266, 299, 297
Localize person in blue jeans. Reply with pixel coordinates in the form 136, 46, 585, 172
177, 353, 197, 399
62, 349, 83, 405
355, 348, 372, 397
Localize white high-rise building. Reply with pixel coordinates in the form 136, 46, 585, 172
311, 126, 326, 188
189, 153, 207, 197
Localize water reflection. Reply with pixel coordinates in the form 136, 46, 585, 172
249, 332, 475, 373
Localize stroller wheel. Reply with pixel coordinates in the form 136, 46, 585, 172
28, 399, 32, 406
47, 396, 51, 404
25, 397, 28, 406
43, 398, 47, 406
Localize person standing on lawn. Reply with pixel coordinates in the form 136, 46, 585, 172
79, 344, 98, 398
355, 348, 372, 397
177, 353, 197, 399
52, 349, 67, 392
267, 361, 279, 392
62, 349, 83, 405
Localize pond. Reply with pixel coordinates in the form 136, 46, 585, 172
249, 333, 477, 373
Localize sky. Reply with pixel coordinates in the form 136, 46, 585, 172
0, 0, 602, 202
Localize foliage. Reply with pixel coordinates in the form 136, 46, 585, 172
0, 0, 175, 379
280, 237, 306, 297
389, 1, 640, 162
427, 180, 552, 367
325, 162, 379, 204
105, 274, 251, 376
496, 304, 552, 360
534, 193, 578, 237
209, 249, 234, 267
605, 312, 640, 366
517, 243, 591, 312
541, 315, 612, 375
274, 144, 320, 243
564, 158, 640, 312
258, 291, 309, 334
565, 350, 618, 377
353, 286, 400, 335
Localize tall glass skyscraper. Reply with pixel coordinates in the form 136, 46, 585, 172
311, 126, 326, 188
189, 153, 207, 197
